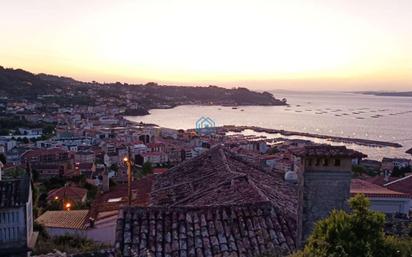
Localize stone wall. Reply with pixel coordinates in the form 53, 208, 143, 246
299, 170, 351, 244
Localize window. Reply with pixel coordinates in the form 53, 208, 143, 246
316, 158, 321, 166
308, 159, 313, 166
334, 158, 341, 166
324, 158, 329, 166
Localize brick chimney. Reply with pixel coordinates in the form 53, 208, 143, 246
290, 145, 366, 247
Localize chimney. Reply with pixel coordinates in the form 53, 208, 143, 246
291, 145, 366, 247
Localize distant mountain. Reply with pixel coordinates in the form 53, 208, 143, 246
0, 66, 287, 109
358, 91, 412, 97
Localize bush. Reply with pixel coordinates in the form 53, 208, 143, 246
33, 234, 109, 255
292, 195, 412, 257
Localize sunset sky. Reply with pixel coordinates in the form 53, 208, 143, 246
1, 0, 411, 90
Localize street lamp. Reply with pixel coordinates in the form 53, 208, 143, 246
123, 153, 133, 206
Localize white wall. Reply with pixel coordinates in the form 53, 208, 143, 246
369, 197, 411, 215
44, 214, 117, 245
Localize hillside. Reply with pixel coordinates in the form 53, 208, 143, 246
0, 66, 287, 113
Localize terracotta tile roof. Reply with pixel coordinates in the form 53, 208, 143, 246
290, 144, 367, 158
22, 148, 67, 159
116, 145, 298, 257
365, 176, 396, 186
152, 168, 168, 175
351, 179, 410, 199
151, 146, 297, 217
36, 210, 89, 230
47, 186, 88, 202
89, 175, 154, 220
383, 174, 412, 195
116, 203, 295, 257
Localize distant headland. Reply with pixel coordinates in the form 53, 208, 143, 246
0, 66, 287, 116
357, 91, 412, 97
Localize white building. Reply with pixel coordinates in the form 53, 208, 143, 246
0, 174, 35, 255
351, 179, 411, 216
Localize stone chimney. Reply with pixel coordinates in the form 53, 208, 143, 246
290, 145, 366, 247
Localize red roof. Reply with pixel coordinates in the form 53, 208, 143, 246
48, 186, 88, 202
290, 145, 367, 158
89, 175, 154, 219
383, 174, 412, 195
22, 148, 67, 159
364, 176, 397, 186
153, 168, 168, 175
75, 162, 94, 170
351, 179, 410, 199
36, 210, 89, 230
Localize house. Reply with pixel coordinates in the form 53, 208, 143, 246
138, 152, 168, 166
82, 175, 155, 244
74, 151, 96, 163
359, 159, 382, 172
115, 144, 362, 256
0, 138, 17, 154
147, 142, 165, 153
35, 210, 89, 237
381, 157, 411, 172
0, 174, 35, 256
104, 152, 119, 167
382, 174, 412, 197
47, 185, 88, 205
74, 162, 96, 177
21, 148, 74, 178
351, 179, 411, 215
33, 163, 66, 178
18, 128, 43, 137
132, 143, 148, 155
5, 147, 30, 166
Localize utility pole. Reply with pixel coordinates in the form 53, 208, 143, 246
123, 148, 133, 206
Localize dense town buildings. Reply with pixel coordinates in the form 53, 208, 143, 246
0, 91, 411, 256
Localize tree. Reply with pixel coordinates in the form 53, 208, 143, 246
352, 165, 366, 177
109, 163, 119, 172
134, 161, 154, 179
142, 161, 153, 176
297, 194, 400, 257
0, 153, 6, 164
392, 166, 411, 178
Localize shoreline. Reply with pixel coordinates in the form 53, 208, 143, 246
127, 102, 289, 117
